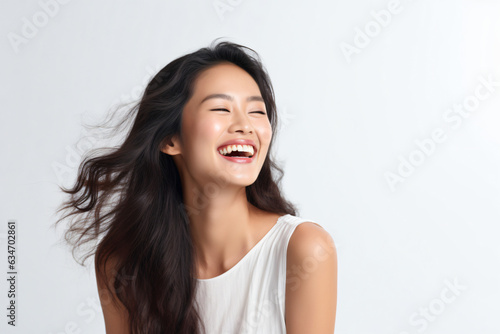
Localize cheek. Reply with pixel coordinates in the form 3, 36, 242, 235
195, 116, 224, 141
258, 122, 273, 147
182, 114, 224, 154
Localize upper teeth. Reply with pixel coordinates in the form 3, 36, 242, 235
218, 144, 254, 156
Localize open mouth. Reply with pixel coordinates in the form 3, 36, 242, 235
217, 144, 255, 158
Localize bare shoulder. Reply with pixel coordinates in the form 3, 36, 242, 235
285, 221, 337, 333
287, 221, 336, 259
95, 254, 131, 334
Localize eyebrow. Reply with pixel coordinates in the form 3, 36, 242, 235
200, 93, 264, 104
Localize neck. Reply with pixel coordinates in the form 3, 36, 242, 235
182, 182, 259, 277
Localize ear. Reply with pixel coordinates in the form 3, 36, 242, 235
161, 134, 182, 156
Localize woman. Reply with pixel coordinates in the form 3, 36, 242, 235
55, 39, 337, 334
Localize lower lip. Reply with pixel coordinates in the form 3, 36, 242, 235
218, 151, 256, 163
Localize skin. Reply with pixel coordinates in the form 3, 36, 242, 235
95, 256, 130, 333
285, 222, 338, 333
96, 62, 337, 333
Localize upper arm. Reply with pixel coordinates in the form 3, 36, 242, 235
285, 222, 338, 334
95, 256, 131, 334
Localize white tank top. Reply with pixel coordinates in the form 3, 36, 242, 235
194, 213, 318, 334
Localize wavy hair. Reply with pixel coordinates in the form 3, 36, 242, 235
53, 39, 298, 333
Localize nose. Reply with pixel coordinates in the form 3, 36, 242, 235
228, 108, 254, 134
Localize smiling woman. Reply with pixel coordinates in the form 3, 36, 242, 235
53, 39, 337, 334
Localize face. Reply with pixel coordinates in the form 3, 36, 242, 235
162, 62, 273, 189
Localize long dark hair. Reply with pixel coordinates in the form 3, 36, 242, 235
53, 39, 298, 334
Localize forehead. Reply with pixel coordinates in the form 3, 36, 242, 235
191, 62, 261, 97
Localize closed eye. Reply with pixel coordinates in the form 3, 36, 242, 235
210, 108, 230, 112
210, 108, 266, 115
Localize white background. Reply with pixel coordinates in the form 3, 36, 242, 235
1, 0, 499, 333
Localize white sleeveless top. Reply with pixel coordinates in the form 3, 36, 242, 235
193, 213, 318, 334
